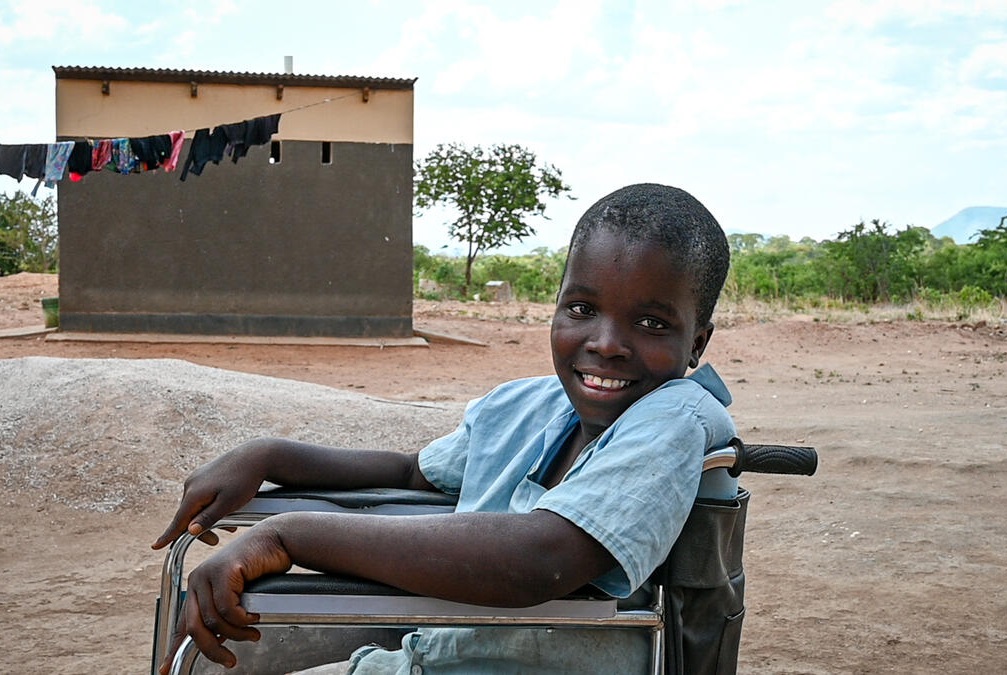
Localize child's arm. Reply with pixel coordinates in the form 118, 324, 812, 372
162, 508, 614, 673
151, 437, 433, 550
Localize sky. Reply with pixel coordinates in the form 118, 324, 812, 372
1, 0, 1006, 255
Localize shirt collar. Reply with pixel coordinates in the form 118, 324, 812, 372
688, 363, 732, 407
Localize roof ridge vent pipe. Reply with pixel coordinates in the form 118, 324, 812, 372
284, 56, 293, 74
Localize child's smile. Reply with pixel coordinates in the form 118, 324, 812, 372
578, 372, 633, 391
551, 229, 712, 440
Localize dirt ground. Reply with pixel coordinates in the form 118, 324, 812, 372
1, 272, 1005, 674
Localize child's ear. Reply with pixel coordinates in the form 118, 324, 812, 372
689, 322, 715, 368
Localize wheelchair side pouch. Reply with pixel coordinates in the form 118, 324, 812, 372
661, 488, 750, 675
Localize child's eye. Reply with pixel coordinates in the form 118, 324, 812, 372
637, 317, 668, 330
567, 302, 593, 317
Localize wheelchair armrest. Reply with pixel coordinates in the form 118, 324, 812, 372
245, 573, 614, 601
171, 579, 655, 675
241, 573, 634, 625
247, 573, 416, 597
236, 487, 459, 517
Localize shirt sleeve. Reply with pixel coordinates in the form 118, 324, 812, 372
417, 394, 486, 494
534, 381, 734, 596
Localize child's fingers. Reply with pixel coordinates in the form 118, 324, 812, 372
196, 526, 239, 547
159, 610, 193, 675
197, 530, 221, 546
152, 491, 243, 549
151, 490, 218, 549
185, 589, 239, 669
151, 511, 192, 550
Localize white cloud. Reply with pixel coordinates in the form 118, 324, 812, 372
960, 41, 1007, 84
0, 0, 129, 45
824, 0, 1007, 28
370, 1, 607, 96
181, 0, 238, 24
0, 69, 56, 142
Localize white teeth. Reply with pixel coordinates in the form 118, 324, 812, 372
582, 373, 630, 390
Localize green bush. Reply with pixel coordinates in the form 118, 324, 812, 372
414, 246, 567, 302
0, 193, 58, 274
958, 285, 994, 308
914, 287, 944, 306
413, 217, 1007, 309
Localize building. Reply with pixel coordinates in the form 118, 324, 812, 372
54, 65, 415, 337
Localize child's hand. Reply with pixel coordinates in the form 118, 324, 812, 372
158, 522, 292, 674
151, 446, 267, 550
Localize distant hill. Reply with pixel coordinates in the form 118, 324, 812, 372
931, 206, 1007, 244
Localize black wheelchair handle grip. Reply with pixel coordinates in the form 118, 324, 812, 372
729, 443, 818, 477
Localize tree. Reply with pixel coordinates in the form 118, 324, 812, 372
726, 232, 765, 255
819, 219, 929, 303
967, 219, 1007, 296
0, 192, 59, 275
414, 143, 572, 294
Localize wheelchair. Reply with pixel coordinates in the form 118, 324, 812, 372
153, 440, 817, 675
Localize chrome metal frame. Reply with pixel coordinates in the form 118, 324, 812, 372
168, 583, 665, 675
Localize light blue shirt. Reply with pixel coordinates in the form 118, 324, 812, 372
351, 365, 737, 674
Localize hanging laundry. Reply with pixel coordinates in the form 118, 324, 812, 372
23, 145, 47, 180
161, 130, 185, 172
67, 140, 94, 180
240, 113, 281, 158
92, 139, 112, 171
130, 134, 173, 171
4, 110, 283, 185
0, 144, 27, 180
43, 141, 74, 187
220, 120, 248, 161
220, 113, 281, 164
29, 140, 74, 195
110, 138, 139, 174
180, 126, 227, 180
4, 144, 50, 182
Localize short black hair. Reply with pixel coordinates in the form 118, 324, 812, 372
568, 183, 730, 327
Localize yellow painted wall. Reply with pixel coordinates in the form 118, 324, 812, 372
55, 78, 413, 143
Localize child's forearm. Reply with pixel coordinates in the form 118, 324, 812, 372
239, 437, 433, 490
152, 441, 434, 550
263, 509, 615, 607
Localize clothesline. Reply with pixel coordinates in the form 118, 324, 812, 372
177, 92, 357, 135
0, 93, 355, 195
159, 92, 353, 137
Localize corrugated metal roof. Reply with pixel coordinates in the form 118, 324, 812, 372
52, 66, 416, 90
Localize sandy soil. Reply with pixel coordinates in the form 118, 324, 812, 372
1, 272, 1005, 674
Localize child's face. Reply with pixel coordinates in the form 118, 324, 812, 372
550, 229, 713, 440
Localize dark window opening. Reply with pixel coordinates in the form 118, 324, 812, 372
321, 141, 332, 164
269, 141, 281, 164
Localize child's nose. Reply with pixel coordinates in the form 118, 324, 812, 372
585, 321, 632, 359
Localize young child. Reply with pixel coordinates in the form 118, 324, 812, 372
153, 183, 737, 674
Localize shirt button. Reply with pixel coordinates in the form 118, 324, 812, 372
410, 666, 423, 675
